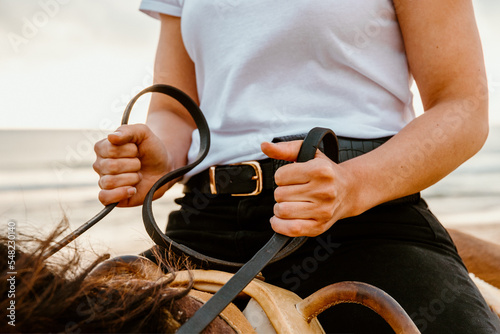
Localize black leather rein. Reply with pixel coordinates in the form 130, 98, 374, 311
44, 85, 338, 266
43, 84, 340, 333
136, 86, 339, 272
42, 84, 210, 259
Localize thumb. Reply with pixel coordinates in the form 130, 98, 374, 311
107, 124, 149, 146
261, 140, 305, 162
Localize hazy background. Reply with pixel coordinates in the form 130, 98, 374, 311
1, 0, 499, 255
1, 1, 500, 129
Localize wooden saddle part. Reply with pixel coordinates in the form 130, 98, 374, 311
172, 270, 421, 334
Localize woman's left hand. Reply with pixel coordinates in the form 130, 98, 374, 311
261, 141, 357, 237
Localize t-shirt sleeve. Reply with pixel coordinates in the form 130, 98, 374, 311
139, 0, 183, 19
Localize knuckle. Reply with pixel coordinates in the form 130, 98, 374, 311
274, 169, 284, 186
132, 158, 142, 170
313, 165, 333, 179
273, 203, 283, 217
107, 144, 120, 157
98, 190, 110, 205
276, 202, 292, 219
274, 187, 284, 202
92, 160, 100, 173
99, 175, 112, 189
315, 185, 336, 200
316, 206, 334, 221
130, 124, 149, 138
126, 143, 139, 156
287, 222, 303, 236
94, 139, 105, 154
105, 159, 120, 173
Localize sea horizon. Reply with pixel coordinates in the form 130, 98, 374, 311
1, 126, 499, 255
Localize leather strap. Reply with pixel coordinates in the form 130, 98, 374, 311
43, 84, 208, 259
136, 88, 343, 273
177, 127, 340, 333
48, 84, 339, 269
136, 86, 295, 272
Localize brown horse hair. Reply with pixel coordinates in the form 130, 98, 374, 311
0, 219, 233, 333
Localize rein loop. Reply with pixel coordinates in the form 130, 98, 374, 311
46, 83, 339, 275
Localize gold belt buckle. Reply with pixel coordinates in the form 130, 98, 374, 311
209, 161, 263, 196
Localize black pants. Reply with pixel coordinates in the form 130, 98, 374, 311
165, 189, 500, 333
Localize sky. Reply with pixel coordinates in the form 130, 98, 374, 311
0, 0, 159, 129
1, 0, 500, 130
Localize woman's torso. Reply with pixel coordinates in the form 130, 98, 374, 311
140, 0, 415, 177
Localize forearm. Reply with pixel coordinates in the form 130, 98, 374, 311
144, 13, 198, 182
342, 97, 488, 216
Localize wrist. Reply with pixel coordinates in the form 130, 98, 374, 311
336, 160, 380, 219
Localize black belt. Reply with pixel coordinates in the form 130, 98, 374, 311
184, 136, 420, 205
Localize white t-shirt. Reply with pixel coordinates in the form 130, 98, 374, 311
140, 0, 415, 178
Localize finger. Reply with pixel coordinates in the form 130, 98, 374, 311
275, 158, 336, 187
273, 163, 311, 186
95, 140, 138, 159
107, 124, 150, 146
261, 141, 305, 162
98, 187, 137, 206
274, 183, 314, 203
98, 173, 142, 190
95, 157, 141, 175
262, 141, 335, 163
275, 176, 337, 204
270, 217, 324, 237
273, 202, 334, 222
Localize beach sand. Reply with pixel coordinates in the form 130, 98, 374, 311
1, 129, 499, 258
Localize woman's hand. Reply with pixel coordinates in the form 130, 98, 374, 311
261, 141, 357, 237
92, 14, 198, 208
93, 124, 172, 207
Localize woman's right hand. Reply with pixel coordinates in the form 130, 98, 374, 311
93, 13, 198, 207
93, 124, 172, 207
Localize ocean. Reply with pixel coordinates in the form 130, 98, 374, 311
0, 128, 182, 255
1, 126, 499, 255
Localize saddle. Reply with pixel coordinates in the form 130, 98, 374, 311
90, 254, 500, 333
172, 269, 424, 334
89, 255, 420, 334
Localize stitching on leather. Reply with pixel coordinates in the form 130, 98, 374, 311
305, 300, 373, 322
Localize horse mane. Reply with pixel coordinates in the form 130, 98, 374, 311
0, 219, 201, 333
